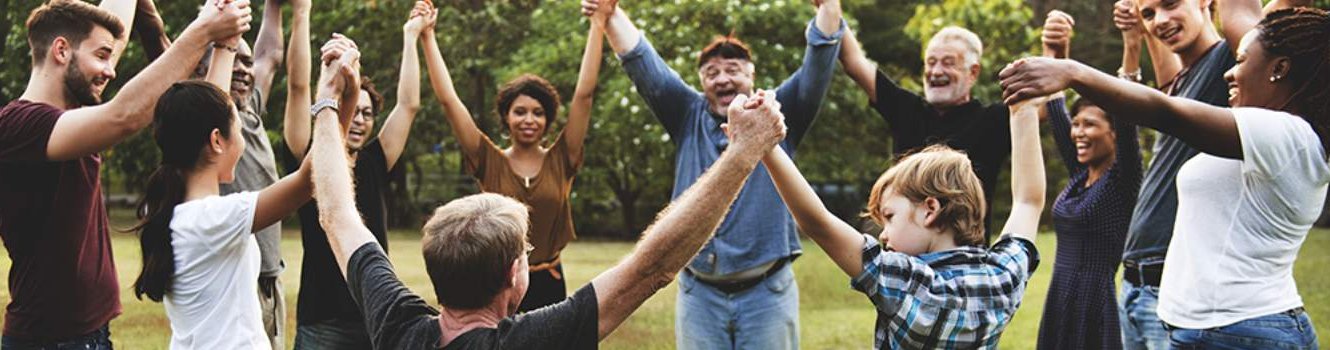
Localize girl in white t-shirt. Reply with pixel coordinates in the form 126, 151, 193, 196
128, 80, 316, 350
998, 7, 1329, 349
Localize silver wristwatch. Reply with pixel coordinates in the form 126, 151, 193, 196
310, 98, 339, 117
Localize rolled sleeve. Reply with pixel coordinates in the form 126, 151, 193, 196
776, 19, 846, 146
851, 234, 913, 316
618, 35, 701, 139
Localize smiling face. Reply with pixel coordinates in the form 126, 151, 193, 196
1071, 105, 1117, 167
699, 57, 755, 117
922, 40, 977, 108
346, 89, 376, 151
874, 187, 943, 256
1136, 0, 1211, 55
61, 25, 117, 107
1225, 30, 1289, 110
505, 95, 549, 146
230, 39, 256, 110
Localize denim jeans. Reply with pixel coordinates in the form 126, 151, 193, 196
676, 263, 799, 350
293, 318, 372, 350
1, 325, 111, 350
1167, 308, 1318, 349
1120, 279, 1170, 350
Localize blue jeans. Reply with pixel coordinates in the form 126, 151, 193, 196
293, 318, 372, 350
1120, 279, 1170, 350
676, 263, 799, 350
1, 325, 111, 350
1167, 308, 1318, 349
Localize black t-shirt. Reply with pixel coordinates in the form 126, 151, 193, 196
346, 243, 600, 349
872, 70, 1011, 237
282, 139, 399, 323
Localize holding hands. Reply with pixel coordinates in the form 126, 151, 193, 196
999, 58, 1079, 105
722, 90, 788, 155
195, 0, 253, 42
405, 0, 438, 37
317, 34, 362, 131
1114, 0, 1145, 42
1041, 10, 1075, 59
581, 0, 619, 23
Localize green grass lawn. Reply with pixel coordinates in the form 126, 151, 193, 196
2, 212, 1328, 349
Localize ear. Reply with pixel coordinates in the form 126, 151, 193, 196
1271, 56, 1292, 83
969, 63, 982, 81
508, 256, 523, 288
210, 128, 225, 154
50, 37, 72, 65
920, 197, 943, 228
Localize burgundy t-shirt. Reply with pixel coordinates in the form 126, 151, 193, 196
0, 100, 120, 340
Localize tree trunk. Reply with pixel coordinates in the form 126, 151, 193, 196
617, 190, 639, 238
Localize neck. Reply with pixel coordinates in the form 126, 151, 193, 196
183, 167, 221, 202
507, 141, 544, 156
1085, 159, 1113, 187
438, 304, 508, 346
929, 232, 960, 252
1178, 29, 1222, 67
20, 67, 73, 110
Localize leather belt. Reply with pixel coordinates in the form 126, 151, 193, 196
1122, 260, 1163, 287
531, 257, 563, 280
685, 258, 788, 294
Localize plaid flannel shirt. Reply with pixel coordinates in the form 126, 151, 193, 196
851, 234, 1040, 349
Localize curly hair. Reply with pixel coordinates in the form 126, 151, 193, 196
495, 74, 561, 132
1257, 7, 1330, 151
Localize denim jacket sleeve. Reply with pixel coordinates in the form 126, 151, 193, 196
775, 19, 846, 147
618, 35, 703, 141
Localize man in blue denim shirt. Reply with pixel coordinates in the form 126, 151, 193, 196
581, 0, 843, 348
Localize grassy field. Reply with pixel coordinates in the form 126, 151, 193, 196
2, 210, 1328, 349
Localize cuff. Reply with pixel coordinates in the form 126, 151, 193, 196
617, 33, 654, 62
805, 18, 847, 47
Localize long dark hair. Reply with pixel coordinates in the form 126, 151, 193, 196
131, 80, 235, 302
1257, 7, 1330, 150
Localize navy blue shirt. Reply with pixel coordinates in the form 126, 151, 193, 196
1122, 41, 1234, 264
618, 20, 844, 274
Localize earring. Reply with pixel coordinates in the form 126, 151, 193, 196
1270, 75, 1282, 82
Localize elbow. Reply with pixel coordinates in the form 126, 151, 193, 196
1014, 189, 1046, 212
400, 99, 422, 115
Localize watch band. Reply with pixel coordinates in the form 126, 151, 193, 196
310, 98, 339, 117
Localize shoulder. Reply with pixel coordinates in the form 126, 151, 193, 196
174, 192, 259, 222
989, 235, 1039, 276
0, 100, 63, 126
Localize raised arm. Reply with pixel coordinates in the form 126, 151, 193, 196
583, 0, 637, 56
283, 0, 314, 158
1041, 10, 1074, 59
420, 11, 486, 157
133, 0, 170, 60
775, 0, 844, 144
762, 147, 864, 277
377, 2, 431, 170
311, 45, 376, 275
1000, 98, 1047, 242
98, 0, 136, 66
561, 21, 606, 163
813, 0, 842, 39
205, 37, 239, 94
250, 0, 286, 104
1001, 57, 1240, 158
839, 26, 878, 103
590, 92, 786, 340
1215, 0, 1311, 56
46, 0, 252, 161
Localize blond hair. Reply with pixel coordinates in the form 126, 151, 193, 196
865, 145, 986, 246
421, 193, 530, 309
928, 26, 984, 68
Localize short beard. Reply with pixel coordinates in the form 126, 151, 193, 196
62, 57, 102, 107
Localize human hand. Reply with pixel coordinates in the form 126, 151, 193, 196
581, 0, 619, 22
196, 0, 253, 42
404, 1, 435, 36
1113, 0, 1144, 42
1041, 10, 1074, 59
999, 57, 1079, 105
721, 90, 787, 155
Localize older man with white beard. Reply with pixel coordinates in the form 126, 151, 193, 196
839, 25, 1009, 243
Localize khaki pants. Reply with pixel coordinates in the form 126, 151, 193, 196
259, 276, 285, 350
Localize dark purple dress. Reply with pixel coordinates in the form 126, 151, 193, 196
1037, 98, 1141, 350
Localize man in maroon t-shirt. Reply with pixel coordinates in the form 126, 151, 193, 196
0, 0, 250, 347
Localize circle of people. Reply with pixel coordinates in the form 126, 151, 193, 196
1, 0, 1327, 349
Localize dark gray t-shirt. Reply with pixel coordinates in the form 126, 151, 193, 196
1122, 41, 1235, 263
218, 90, 283, 276
346, 243, 600, 349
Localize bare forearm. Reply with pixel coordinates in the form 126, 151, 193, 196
116, 26, 212, 127
311, 108, 374, 275
421, 32, 482, 153
814, 0, 842, 37
564, 22, 605, 157
762, 148, 863, 276
206, 47, 237, 94
378, 33, 424, 168
1122, 37, 1142, 77
251, 0, 285, 99
1002, 103, 1046, 241
1216, 0, 1263, 54
284, 7, 313, 157
1143, 35, 1180, 87
839, 27, 877, 102
133, 2, 170, 60
603, 7, 640, 55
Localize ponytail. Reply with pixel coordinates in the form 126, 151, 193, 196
129, 80, 235, 302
